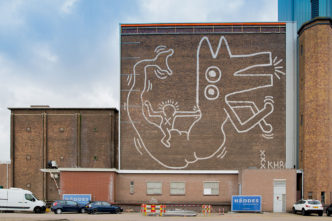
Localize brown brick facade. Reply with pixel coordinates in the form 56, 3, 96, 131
120, 24, 287, 170
298, 18, 332, 204
116, 173, 238, 205
9, 107, 118, 201
240, 169, 296, 212
57, 169, 296, 212
60, 171, 116, 202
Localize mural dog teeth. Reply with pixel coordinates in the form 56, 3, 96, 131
126, 36, 284, 169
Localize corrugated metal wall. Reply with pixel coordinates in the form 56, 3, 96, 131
278, 0, 332, 30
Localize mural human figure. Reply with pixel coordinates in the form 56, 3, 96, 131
143, 100, 200, 148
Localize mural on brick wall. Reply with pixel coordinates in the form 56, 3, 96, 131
122, 34, 286, 169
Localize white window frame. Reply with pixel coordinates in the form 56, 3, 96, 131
170, 182, 186, 195
146, 181, 162, 195
129, 181, 134, 194
203, 181, 219, 196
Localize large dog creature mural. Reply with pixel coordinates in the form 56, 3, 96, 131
123, 35, 285, 169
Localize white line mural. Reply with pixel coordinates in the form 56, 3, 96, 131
125, 36, 285, 169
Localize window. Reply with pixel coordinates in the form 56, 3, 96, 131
25, 194, 35, 201
101, 202, 110, 206
170, 182, 185, 195
300, 114, 303, 126
300, 45, 303, 56
94, 202, 102, 206
130, 181, 134, 194
321, 192, 325, 204
203, 182, 219, 195
308, 192, 313, 199
67, 201, 77, 206
147, 182, 162, 195
308, 200, 321, 205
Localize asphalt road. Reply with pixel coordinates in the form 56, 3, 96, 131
0, 212, 332, 221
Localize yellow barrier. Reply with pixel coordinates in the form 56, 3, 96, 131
202, 205, 212, 216
141, 204, 166, 216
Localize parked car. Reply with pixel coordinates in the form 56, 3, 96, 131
51, 200, 86, 214
326, 204, 332, 216
292, 199, 323, 216
86, 201, 123, 214
0, 188, 46, 213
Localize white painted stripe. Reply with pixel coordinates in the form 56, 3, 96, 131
45, 168, 239, 174
117, 170, 238, 174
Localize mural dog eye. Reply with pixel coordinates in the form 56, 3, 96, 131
126, 36, 285, 169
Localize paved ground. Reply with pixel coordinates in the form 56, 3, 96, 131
0, 212, 331, 221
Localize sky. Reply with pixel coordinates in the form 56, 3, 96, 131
0, 0, 278, 163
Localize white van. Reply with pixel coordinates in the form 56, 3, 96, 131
0, 188, 46, 213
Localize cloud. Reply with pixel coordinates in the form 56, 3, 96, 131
127, 0, 276, 23
134, 0, 245, 22
257, 0, 278, 21
0, 34, 119, 160
61, 0, 79, 14
33, 44, 58, 64
0, 0, 25, 28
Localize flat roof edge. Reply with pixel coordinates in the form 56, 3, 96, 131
8, 107, 118, 111
121, 22, 286, 27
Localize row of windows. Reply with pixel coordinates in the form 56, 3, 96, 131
134, 181, 220, 196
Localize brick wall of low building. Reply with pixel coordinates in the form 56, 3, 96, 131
240, 169, 296, 212
60, 171, 116, 202
115, 173, 238, 205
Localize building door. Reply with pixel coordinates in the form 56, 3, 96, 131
273, 179, 286, 212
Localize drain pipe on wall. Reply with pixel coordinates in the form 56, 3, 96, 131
302, 170, 304, 199
7, 163, 9, 188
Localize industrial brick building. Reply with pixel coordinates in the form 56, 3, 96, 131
298, 17, 332, 204
7, 106, 118, 201
117, 22, 298, 212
